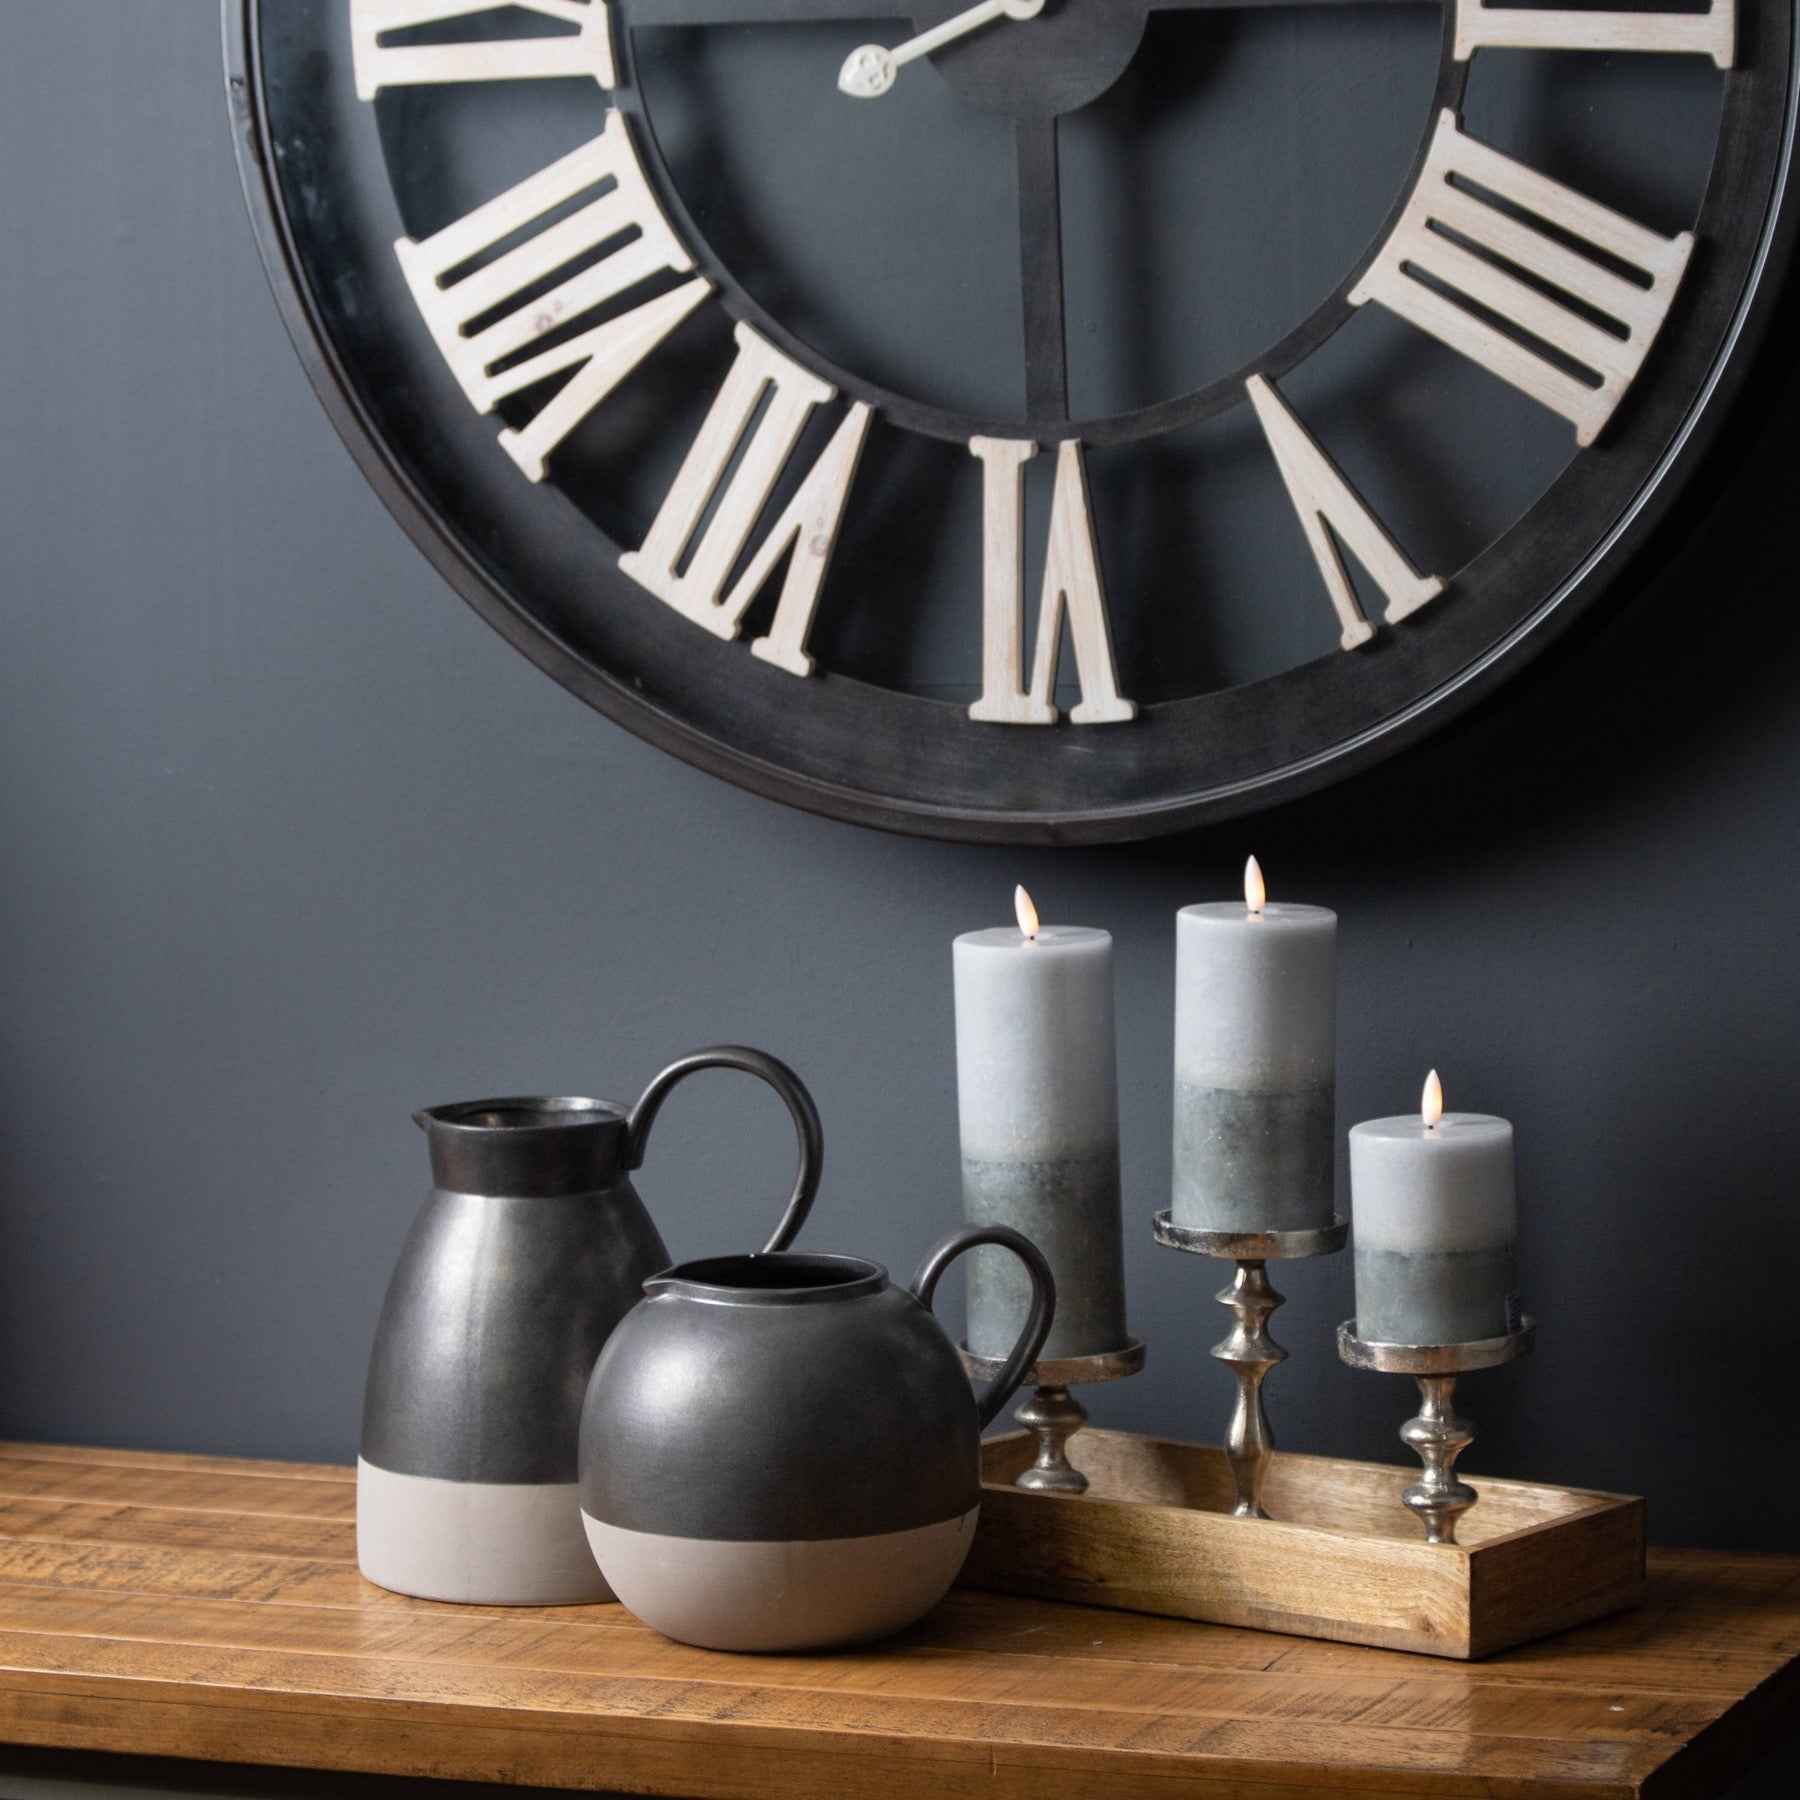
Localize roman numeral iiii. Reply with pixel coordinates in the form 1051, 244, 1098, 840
1350, 111, 1694, 446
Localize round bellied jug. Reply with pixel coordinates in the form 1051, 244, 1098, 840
358, 1047, 822, 1605
578, 1224, 1054, 1651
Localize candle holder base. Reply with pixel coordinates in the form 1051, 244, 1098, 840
1152, 1213, 1346, 1519
961, 1339, 1145, 1495
1337, 1319, 1536, 1545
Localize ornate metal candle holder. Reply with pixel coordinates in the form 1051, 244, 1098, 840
961, 1338, 1145, 1493
1151, 1213, 1348, 1519
1336, 1317, 1536, 1545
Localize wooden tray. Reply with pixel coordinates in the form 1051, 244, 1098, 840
961, 1427, 1645, 1659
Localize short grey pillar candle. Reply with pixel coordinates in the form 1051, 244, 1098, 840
954, 890, 1128, 1362
1172, 860, 1337, 1234
1350, 1074, 1520, 1346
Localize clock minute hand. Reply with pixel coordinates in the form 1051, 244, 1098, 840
838, 0, 1045, 99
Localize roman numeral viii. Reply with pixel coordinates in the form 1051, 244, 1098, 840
969, 440, 1134, 725
1350, 110, 1694, 446
621, 325, 872, 679
395, 112, 709, 481
351, 0, 615, 99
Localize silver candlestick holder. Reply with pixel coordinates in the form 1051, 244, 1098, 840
1336, 1317, 1536, 1545
961, 1338, 1145, 1493
1151, 1213, 1348, 1519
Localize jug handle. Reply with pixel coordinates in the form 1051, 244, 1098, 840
910, 1225, 1056, 1430
623, 1046, 823, 1255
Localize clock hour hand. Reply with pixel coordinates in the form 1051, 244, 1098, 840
838, 0, 1045, 98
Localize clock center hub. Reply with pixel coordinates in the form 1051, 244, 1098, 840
913, 0, 1151, 118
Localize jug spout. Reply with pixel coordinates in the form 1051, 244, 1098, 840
414, 1095, 629, 1197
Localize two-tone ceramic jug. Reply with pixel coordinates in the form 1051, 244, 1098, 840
357, 1046, 823, 1605
578, 1223, 1054, 1651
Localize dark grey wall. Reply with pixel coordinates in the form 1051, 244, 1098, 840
3, 0, 1799, 1579
5, 5, 1800, 1794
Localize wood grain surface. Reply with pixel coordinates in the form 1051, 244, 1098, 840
0, 1442, 1791, 1798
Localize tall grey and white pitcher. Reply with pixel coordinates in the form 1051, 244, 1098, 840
357, 1046, 822, 1604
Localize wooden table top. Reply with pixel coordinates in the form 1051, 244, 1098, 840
0, 1443, 1791, 1799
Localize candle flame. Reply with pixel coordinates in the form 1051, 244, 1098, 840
1422, 1069, 1444, 1129
1014, 884, 1040, 941
1244, 855, 1266, 913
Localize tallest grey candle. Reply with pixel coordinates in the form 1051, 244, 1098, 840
954, 889, 1128, 1362
1173, 859, 1337, 1234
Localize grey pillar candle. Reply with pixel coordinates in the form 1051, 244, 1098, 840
954, 889, 1128, 1362
1172, 859, 1337, 1233
1350, 1073, 1521, 1346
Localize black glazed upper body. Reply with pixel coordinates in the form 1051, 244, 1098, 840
579, 1254, 983, 1540
362, 1099, 670, 1485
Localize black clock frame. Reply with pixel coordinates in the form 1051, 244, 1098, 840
224, 0, 1800, 844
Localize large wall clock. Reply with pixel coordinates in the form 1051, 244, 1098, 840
226, 0, 1794, 842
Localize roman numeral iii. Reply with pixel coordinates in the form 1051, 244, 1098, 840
394, 113, 709, 481
351, 0, 616, 99
969, 439, 1135, 726
1454, 0, 1733, 66
1246, 376, 1443, 650
621, 325, 872, 679
1350, 110, 1694, 446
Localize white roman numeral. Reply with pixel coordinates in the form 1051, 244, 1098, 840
1454, 0, 1732, 67
1247, 376, 1443, 649
620, 324, 871, 678
351, 0, 616, 100
1349, 111, 1694, 447
395, 112, 708, 481
968, 439, 1135, 726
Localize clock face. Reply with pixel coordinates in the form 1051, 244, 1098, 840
227, 0, 1793, 841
